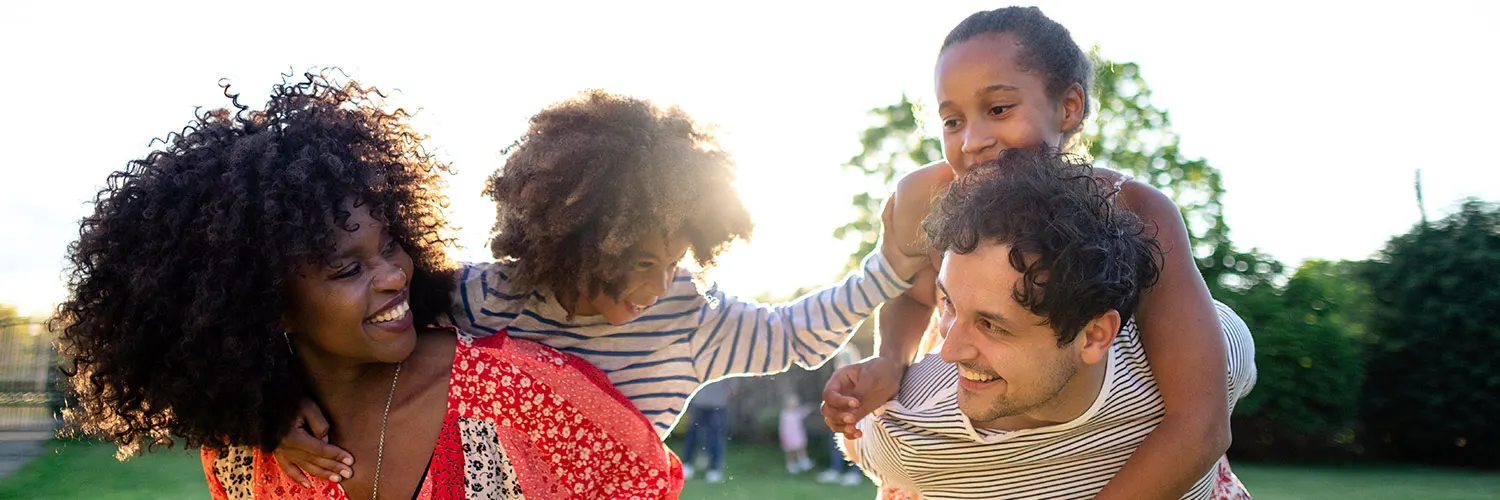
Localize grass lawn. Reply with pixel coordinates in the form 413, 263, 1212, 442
1, 439, 1497, 499
0, 439, 207, 500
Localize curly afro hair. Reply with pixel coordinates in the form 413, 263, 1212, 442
924, 146, 1161, 345
53, 72, 456, 455
485, 90, 754, 307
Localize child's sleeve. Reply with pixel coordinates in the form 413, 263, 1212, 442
689, 247, 913, 382
442, 260, 530, 338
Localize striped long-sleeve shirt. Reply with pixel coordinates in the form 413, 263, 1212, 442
444, 249, 913, 437
852, 301, 1257, 500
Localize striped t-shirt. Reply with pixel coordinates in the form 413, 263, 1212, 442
443, 249, 912, 437
853, 301, 1257, 500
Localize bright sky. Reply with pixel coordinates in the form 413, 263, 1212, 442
2, 1, 1497, 317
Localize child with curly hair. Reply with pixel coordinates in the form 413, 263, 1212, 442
277, 90, 928, 483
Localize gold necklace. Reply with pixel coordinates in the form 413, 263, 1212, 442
371, 363, 401, 500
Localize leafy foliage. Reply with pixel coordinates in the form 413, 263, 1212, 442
832, 94, 941, 271
1224, 261, 1369, 460
1360, 200, 1500, 467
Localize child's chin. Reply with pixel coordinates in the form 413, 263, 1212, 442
603, 311, 641, 326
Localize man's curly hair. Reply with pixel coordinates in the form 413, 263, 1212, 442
52, 72, 456, 456
485, 90, 754, 306
924, 147, 1161, 345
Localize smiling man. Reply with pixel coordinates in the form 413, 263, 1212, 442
847, 148, 1257, 500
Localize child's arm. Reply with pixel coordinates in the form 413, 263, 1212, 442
688, 225, 919, 383
823, 164, 951, 439
1095, 180, 1230, 499
270, 399, 353, 487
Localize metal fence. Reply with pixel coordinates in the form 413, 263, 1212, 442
0, 320, 58, 434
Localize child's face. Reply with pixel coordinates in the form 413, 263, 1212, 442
935, 32, 1082, 176
585, 233, 691, 325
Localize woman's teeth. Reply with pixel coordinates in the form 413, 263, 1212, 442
368, 301, 410, 323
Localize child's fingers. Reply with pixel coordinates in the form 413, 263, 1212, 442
274, 453, 312, 487
299, 399, 331, 439
298, 455, 354, 482
282, 427, 354, 471
822, 367, 862, 409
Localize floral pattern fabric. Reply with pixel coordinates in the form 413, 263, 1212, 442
203, 330, 683, 499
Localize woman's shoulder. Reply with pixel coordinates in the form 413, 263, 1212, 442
449, 330, 617, 395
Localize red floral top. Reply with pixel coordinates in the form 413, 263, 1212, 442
202, 331, 683, 499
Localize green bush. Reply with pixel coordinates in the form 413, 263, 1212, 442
1224, 260, 1369, 460
1361, 200, 1500, 467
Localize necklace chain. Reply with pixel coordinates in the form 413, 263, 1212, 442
371, 363, 401, 500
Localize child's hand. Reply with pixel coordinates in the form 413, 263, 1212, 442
821, 356, 906, 439
272, 398, 353, 487
878, 197, 929, 280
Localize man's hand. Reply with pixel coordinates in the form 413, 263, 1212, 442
821, 356, 907, 439
272, 398, 354, 487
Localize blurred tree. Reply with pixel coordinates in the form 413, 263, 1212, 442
831, 94, 941, 272
0, 303, 18, 327
1360, 199, 1500, 467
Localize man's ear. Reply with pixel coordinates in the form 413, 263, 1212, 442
1077, 309, 1120, 365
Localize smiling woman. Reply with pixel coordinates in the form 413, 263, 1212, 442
52, 72, 681, 499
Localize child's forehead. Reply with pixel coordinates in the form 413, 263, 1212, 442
627, 232, 692, 259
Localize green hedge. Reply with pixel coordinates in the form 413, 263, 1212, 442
1360, 200, 1500, 467
1224, 261, 1368, 460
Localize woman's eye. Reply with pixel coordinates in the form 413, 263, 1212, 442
332, 263, 361, 280
381, 238, 398, 256
989, 105, 1011, 116
634, 261, 655, 271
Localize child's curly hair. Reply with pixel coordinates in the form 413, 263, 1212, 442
53, 72, 456, 455
486, 90, 754, 306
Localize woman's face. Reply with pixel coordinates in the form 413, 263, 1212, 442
935, 32, 1083, 175
283, 201, 417, 366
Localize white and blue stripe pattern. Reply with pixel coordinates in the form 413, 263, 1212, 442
444, 249, 913, 437
852, 301, 1257, 500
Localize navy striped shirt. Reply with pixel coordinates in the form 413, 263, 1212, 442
444, 249, 912, 437
852, 301, 1257, 499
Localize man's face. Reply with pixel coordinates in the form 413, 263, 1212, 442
936, 242, 1084, 426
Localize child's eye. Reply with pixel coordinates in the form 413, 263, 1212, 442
942, 118, 962, 131
634, 261, 655, 271
989, 105, 1011, 116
